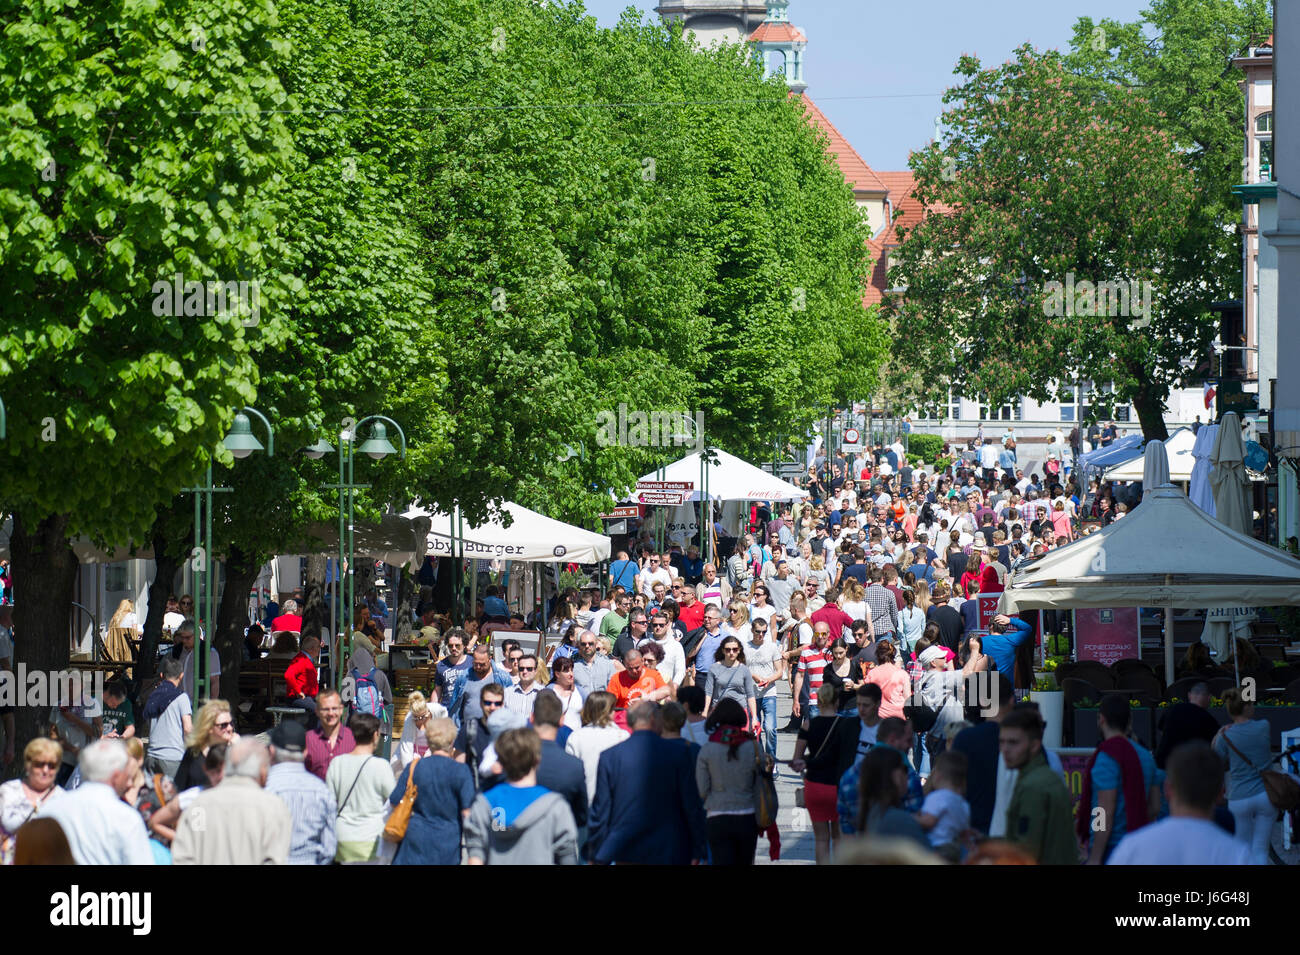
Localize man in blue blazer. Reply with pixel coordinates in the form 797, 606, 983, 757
589, 701, 707, 865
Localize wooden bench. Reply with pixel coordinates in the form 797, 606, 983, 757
238, 658, 290, 729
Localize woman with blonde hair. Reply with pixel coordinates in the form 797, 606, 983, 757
397, 689, 449, 770
173, 699, 237, 790
914, 580, 933, 618
0, 738, 65, 865
564, 690, 628, 803
840, 579, 867, 623
391, 717, 475, 865
807, 553, 830, 596
725, 599, 752, 643
105, 599, 141, 666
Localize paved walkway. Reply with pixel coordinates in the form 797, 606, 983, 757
755, 681, 817, 865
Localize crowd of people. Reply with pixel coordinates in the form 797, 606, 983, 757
0, 424, 1290, 866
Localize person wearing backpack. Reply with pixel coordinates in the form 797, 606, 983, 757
348, 662, 394, 741
325, 714, 396, 863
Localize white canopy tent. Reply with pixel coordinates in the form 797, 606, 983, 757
401, 502, 611, 564
632, 447, 809, 503
1104, 427, 1196, 482
1000, 484, 1300, 679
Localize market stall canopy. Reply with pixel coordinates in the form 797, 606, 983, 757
632, 447, 809, 503
1104, 427, 1196, 482
302, 513, 429, 568
401, 502, 611, 564
1077, 434, 1143, 471
1000, 485, 1300, 612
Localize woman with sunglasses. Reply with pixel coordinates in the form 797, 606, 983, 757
173, 699, 238, 791
397, 690, 449, 770
724, 600, 752, 644
702, 637, 758, 730
0, 738, 65, 865
748, 586, 776, 631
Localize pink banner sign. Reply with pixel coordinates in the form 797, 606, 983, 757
1074, 607, 1141, 667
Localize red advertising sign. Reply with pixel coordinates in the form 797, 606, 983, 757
977, 595, 1000, 630
636, 480, 694, 505
1074, 607, 1141, 666
599, 505, 641, 520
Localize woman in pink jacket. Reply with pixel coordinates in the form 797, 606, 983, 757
866, 640, 912, 720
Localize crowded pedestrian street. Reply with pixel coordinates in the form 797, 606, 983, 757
4, 0, 1300, 937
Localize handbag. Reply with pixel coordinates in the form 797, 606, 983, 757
752, 735, 779, 828
796, 714, 842, 809
383, 755, 421, 843
1220, 728, 1300, 812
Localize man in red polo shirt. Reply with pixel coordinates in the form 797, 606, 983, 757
676, 585, 706, 633
304, 689, 355, 781
810, 585, 855, 642
284, 636, 321, 729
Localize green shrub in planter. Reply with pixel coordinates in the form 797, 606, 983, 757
908, 433, 944, 461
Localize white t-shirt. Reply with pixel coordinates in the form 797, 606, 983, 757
163, 611, 186, 632
396, 702, 449, 768
748, 603, 776, 628
566, 724, 630, 802
921, 788, 971, 847
653, 637, 687, 688
638, 567, 673, 596
1108, 817, 1251, 866
552, 686, 586, 731
745, 640, 783, 697
587, 608, 610, 636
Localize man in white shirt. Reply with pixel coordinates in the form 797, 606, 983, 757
503, 654, 542, 719
1109, 741, 1251, 865
695, 564, 731, 610
637, 554, 673, 598
977, 441, 1000, 480
46, 740, 155, 865
649, 611, 687, 688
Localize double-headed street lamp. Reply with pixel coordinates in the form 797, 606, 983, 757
183, 407, 274, 702
304, 416, 405, 688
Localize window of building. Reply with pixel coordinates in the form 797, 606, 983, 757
105, 565, 128, 593
978, 396, 1022, 421
949, 388, 962, 421
1256, 112, 1273, 181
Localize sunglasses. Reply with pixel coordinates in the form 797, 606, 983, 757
724, 647, 740, 653
30, 761, 58, 770
215, 721, 234, 730
482, 700, 503, 709
518, 666, 536, 673
652, 622, 668, 628
579, 642, 596, 648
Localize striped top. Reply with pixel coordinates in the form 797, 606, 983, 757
797, 647, 831, 699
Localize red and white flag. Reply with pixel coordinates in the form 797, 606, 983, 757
1203, 382, 1216, 409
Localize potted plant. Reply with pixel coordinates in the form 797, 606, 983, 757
1030, 677, 1065, 750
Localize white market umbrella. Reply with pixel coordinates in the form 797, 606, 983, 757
1000, 484, 1300, 681
1141, 440, 1170, 501
1105, 427, 1196, 482
632, 447, 809, 503
403, 502, 611, 564
1189, 423, 1219, 516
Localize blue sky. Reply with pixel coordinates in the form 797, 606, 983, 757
578, 0, 1153, 171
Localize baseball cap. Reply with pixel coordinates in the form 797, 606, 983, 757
270, 719, 307, 753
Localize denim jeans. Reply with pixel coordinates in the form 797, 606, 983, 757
756, 693, 778, 760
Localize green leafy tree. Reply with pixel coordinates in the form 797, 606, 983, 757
0, 0, 295, 746
889, 48, 1209, 439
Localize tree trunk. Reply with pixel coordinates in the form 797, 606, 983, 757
138, 513, 191, 692
8, 511, 80, 763
301, 554, 327, 643
1131, 387, 1170, 441
214, 543, 262, 712
393, 564, 415, 644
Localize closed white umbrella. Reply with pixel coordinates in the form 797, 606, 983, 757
1189, 423, 1219, 516
1207, 413, 1254, 680
1210, 413, 1251, 535
1141, 440, 1170, 501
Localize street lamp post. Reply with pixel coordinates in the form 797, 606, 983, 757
183, 407, 274, 702
309, 416, 406, 689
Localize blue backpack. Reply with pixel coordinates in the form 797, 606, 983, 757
350, 666, 384, 718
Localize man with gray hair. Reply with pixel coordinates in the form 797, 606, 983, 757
168, 617, 221, 703
264, 721, 337, 864
172, 737, 292, 865
46, 739, 154, 865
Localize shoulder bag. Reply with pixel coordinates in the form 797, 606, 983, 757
1220, 726, 1300, 812
383, 755, 421, 843
753, 734, 779, 828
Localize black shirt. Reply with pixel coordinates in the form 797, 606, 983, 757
1154, 702, 1222, 769
798, 714, 860, 786
953, 721, 1000, 834
928, 605, 965, 654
